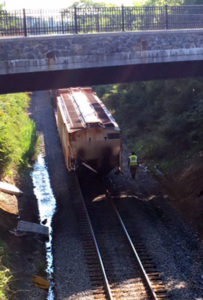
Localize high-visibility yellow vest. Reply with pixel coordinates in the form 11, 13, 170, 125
129, 155, 138, 166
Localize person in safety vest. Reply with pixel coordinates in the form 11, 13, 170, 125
128, 152, 138, 179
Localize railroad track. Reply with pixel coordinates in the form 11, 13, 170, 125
111, 201, 168, 299
74, 174, 168, 299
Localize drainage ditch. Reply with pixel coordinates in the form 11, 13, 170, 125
31, 153, 56, 300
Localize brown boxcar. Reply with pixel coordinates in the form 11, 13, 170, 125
56, 87, 121, 174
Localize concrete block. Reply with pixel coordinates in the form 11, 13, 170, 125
17, 220, 49, 237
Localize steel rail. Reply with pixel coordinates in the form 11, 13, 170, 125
80, 196, 114, 300
111, 200, 159, 300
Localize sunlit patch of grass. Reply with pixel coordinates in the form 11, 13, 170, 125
0, 266, 12, 300
0, 243, 13, 300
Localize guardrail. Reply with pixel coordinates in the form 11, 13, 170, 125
0, 5, 203, 37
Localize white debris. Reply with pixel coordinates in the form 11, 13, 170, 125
0, 181, 23, 195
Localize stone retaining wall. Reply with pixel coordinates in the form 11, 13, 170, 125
0, 29, 203, 75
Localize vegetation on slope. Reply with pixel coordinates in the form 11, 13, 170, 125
96, 78, 203, 234
0, 241, 12, 300
0, 93, 37, 178
95, 78, 203, 173
0, 92, 37, 298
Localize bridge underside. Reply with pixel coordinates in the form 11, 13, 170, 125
1, 60, 203, 94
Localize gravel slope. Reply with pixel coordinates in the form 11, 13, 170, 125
110, 145, 203, 300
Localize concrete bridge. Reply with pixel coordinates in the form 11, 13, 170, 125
1, 29, 203, 94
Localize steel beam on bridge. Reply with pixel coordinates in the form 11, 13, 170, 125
1, 60, 203, 94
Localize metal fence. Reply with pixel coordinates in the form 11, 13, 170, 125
0, 5, 203, 37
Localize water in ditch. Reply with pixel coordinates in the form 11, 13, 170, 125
31, 153, 56, 300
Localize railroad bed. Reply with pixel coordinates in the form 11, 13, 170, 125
31, 91, 202, 300
74, 169, 168, 299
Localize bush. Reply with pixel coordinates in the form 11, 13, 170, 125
98, 78, 203, 173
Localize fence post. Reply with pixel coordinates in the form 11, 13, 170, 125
23, 8, 27, 37
121, 5, 125, 32
165, 5, 168, 29
96, 13, 100, 32
61, 12, 65, 34
74, 6, 78, 34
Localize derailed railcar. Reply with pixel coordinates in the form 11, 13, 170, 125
56, 87, 121, 175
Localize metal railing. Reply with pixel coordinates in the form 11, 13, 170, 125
0, 5, 203, 37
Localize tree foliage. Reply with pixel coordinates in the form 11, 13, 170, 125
69, 0, 197, 7
144, 0, 184, 5
69, 0, 116, 8
70, 0, 202, 6
141, 0, 201, 5
95, 78, 203, 171
184, 0, 203, 4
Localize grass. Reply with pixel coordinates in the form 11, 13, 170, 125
0, 266, 12, 300
0, 93, 37, 179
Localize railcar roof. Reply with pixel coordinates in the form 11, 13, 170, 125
57, 87, 119, 130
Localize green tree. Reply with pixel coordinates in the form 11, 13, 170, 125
144, 0, 184, 5
69, 0, 115, 7
143, 0, 202, 5
97, 78, 203, 172
184, 0, 203, 4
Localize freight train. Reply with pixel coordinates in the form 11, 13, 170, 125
55, 87, 121, 175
